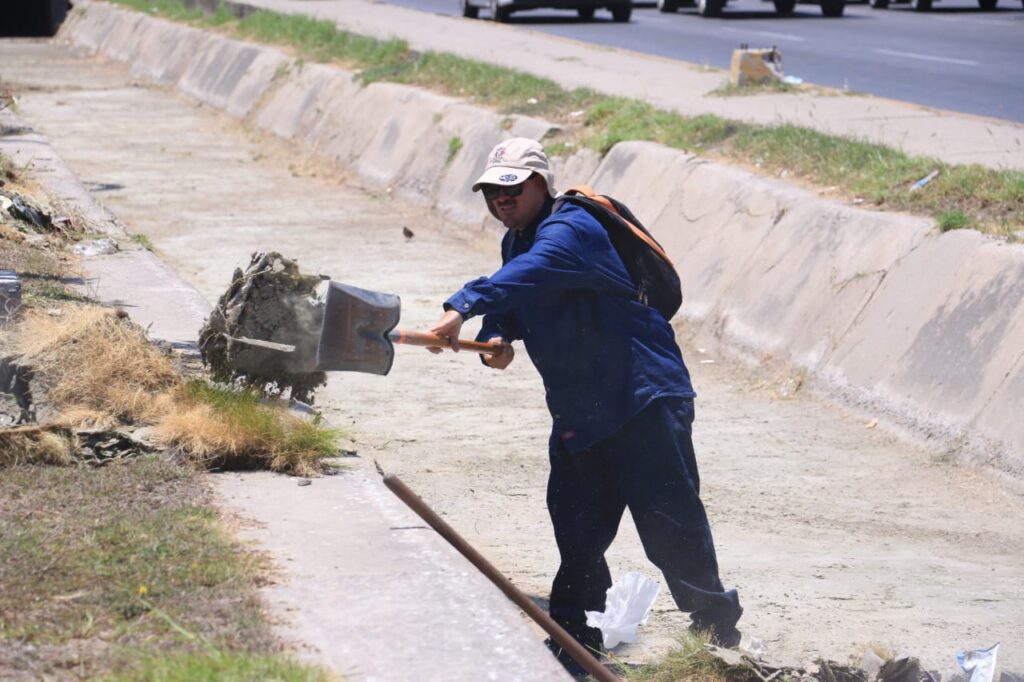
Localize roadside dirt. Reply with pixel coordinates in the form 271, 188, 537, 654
3, 41, 1022, 677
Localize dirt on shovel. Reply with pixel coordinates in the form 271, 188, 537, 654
199, 252, 328, 403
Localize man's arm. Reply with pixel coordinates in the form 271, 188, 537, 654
443, 221, 617, 320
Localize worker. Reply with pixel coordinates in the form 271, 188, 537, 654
429, 138, 742, 675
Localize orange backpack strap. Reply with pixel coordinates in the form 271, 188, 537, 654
564, 186, 674, 267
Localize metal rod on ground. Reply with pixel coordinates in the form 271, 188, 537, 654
381, 473, 619, 682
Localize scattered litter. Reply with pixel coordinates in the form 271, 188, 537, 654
0, 195, 12, 212
862, 650, 885, 678
910, 170, 940, 192
8, 193, 52, 230
699, 359, 716, 364
76, 428, 154, 464
744, 636, 767, 660
782, 75, 803, 85
730, 45, 783, 87
698, 642, 927, 682
865, 418, 879, 429
527, 97, 538, 105
72, 238, 119, 256
585, 571, 660, 649
569, 110, 585, 118
1, 269, 22, 322
957, 643, 999, 682
877, 656, 923, 682
298, 478, 312, 487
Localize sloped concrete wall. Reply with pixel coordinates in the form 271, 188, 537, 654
60, 2, 1024, 478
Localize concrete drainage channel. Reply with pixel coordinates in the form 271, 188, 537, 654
0, 103, 573, 681
59, 0, 1024, 481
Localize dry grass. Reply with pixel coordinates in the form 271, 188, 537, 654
625, 631, 734, 682
4, 306, 180, 426
2, 305, 339, 474
156, 381, 340, 477
0, 424, 75, 466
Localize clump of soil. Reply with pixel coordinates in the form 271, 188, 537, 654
199, 252, 327, 404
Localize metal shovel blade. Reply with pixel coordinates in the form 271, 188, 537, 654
316, 281, 401, 375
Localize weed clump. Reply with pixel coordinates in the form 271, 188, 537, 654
0, 424, 75, 467
2, 305, 340, 475
9, 307, 179, 427
157, 381, 339, 477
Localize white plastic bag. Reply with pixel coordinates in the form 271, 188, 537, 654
584, 572, 661, 649
956, 642, 1000, 682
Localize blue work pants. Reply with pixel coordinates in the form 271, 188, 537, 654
546, 397, 741, 651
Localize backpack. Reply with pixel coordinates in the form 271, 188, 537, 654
552, 185, 682, 320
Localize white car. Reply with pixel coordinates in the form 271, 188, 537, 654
460, 0, 633, 22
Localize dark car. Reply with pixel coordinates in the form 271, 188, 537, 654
1, 0, 71, 37
460, 0, 633, 22
659, 0, 844, 15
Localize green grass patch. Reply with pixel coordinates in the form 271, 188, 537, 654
130, 232, 155, 250
709, 80, 798, 97
103, 0, 1024, 237
105, 649, 331, 682
159, 381, 342, 475
0, 459, 329, 680
938, 210, 973, 232
624, 631, 730, 682
446, 135, 463, 165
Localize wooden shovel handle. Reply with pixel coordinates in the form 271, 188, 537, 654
390, 329, 501, 354
382, 474, 619, 682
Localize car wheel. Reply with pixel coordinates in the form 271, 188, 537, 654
869, 0, 888, 7
657, 0, 680, 11
697, 0, 724, 16
820, 0, 845, 15
611, 3, 632, 20
460, 0, 480, 18
773, 0, 796, 13
9, 0, 68, 36
578, 6, 596, 19
489, 0, 511, 21
977, 0, 997, 8
910, 0, 931, 10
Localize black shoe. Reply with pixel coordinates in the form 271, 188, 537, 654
689, 621, 742, 648
689, 604, 744, 649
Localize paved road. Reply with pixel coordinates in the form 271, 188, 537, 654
386, 0, 1024, 122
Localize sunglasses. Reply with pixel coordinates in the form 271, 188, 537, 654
481, 182, 527, 199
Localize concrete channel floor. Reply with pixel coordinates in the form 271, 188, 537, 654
3, 40, 1024, 678
242, 0, 1024, 171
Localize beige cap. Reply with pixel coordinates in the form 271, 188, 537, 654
472, 138, 556, 198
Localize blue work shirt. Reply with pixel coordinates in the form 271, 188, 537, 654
445, 199, 695, 455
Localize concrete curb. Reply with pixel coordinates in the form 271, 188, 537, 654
60, 2, 1024, 478
0, 106, 570, 681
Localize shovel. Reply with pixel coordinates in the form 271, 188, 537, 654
318, 280, 501, 375
234, 281, 500, 376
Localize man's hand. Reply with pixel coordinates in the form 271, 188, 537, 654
429, 309, 465, 352
482, 338, 514, 370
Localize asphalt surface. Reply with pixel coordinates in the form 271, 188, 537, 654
386, 0, 1024, 122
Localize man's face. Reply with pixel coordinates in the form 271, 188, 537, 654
482, 174, 548, 231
